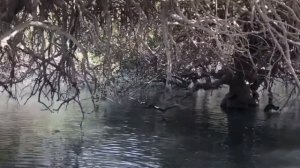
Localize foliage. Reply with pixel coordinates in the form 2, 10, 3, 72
0, 0, 300, 113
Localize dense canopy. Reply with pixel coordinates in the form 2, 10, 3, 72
0, 0, 300, 112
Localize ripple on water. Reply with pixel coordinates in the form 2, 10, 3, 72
0, 88, 300, 167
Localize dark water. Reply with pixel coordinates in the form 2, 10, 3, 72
0, 85, 300, 168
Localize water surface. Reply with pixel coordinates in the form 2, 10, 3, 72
0, 86, 299, 168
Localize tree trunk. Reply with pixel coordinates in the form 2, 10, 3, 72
221, 74, 258, 110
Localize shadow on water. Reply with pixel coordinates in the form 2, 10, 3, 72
224, 110, 257, 168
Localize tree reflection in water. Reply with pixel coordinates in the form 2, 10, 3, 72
225, 111, 256, 168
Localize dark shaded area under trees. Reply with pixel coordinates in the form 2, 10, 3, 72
0, 0, 300, 114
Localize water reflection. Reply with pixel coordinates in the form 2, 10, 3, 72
0, 86, 299, 167
225, 111, 256, 168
